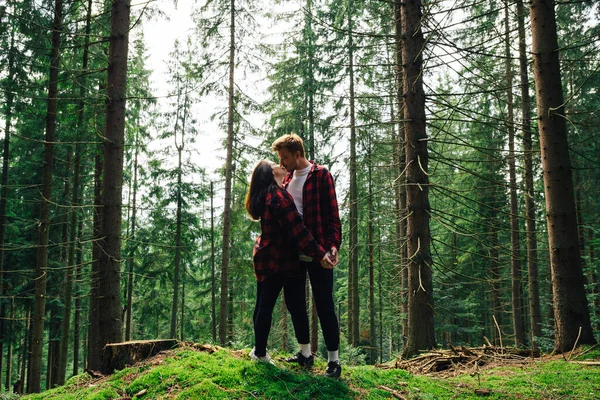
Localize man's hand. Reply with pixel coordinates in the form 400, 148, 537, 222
330, 247, 338, 266
321, 253, 334, 269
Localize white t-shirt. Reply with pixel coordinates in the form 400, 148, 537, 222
287, 165, 311, 216
287, 165, 313, 262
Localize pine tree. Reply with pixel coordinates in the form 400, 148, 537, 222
90, 0, 133, 369
29, 0, 63, 391
529, 0, 595, 351
400, 0, 436, 358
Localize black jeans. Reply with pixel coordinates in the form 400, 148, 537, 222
253, 271, 309, 357
303, 261, 340, 352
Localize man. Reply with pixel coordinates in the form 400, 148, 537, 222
272, 133, 342, 378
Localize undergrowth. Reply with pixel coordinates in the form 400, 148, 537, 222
12, 345, 600, 399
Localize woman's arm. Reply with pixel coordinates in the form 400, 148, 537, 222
272, 189, 327, 262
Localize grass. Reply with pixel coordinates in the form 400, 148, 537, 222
15, 346, 600, 399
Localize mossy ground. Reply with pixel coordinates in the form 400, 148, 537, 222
14, 346, 600, 399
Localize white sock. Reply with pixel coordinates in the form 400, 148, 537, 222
299, 343, 311, 357
328, 350, 339, 363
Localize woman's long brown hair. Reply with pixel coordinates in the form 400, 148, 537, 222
245, 160, 278, 220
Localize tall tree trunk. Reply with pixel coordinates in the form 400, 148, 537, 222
400, 0, 435, 358
171, 114, 185, 338
489, 217, 501, 345
50, 160, 71, 388
516, 0, 541, 348
5, 297, 14, 390
94, 0, 132, 364
17, 309, 31, 394
125, 127, 139, 341
347, 0, 359, 347
227, 274, 234, 343
589, 229, 599, 329
88, 148, 103, 370
47, 313, 59, 389
378, 251, 383, 363
504, 1, 526, 347
305, 0, 315, 160
58, 0, 92, 382
392, 0, 408, 349
368, 139, 376, 364
219, 0, 235, 346
305, 0, 319, 351
73, 219, 83, 376
529, 0, 595, 352
28, 0, 63, 391
210, 182, 216, 342
180, 273, 185, 341
0, 3, 17, 384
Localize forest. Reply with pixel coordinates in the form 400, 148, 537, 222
0, 0, 598, 394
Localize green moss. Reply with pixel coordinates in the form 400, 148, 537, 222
18, 347, 600, 400
84, 388, 120, 400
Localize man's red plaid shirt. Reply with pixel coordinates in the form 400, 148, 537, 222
253, 187, 326, 282
282, 162, 342, 257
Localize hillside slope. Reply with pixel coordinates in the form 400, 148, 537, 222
19, 344, 600, 399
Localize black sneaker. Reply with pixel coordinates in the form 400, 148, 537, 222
325, 360, 342, 378
284, 351, 314, 368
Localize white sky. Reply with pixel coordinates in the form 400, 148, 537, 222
139, 0, 224, 179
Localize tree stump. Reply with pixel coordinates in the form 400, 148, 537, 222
100, 339, 179, 374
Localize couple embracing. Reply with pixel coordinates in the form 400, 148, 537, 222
244, 133, 342, 378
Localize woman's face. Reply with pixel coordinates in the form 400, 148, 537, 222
271, 164, 287, 188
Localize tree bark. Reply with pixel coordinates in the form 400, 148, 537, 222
589, 229, 599, 329
0, 3, 17, 384
100, 339, 178, 373
227, 274, 234, 343
180, 274, 185, 341
516, 0, 541, 348
368, 139, 376, 364
400, 0, 436, 358
489, 217, 501, 345
93, 0, 132, 366
347, 0, 359, 347
392, 0, 408, 350
88, 148, 104, 370
125, 127, 139, 341
17, 309, 31, 394
378, 250, 383, 363
57, 0, 93, 383
529, 0, 596, 352
170, 84, 187, 339
73, 219, 83, 376
305, 0, 315, 160
28, 0, 63, 391
4, 297, 14, 391
210, 182, 216, 342
505, 0, 526, 347
219, 0, 235, 346
50, 161, 71, 388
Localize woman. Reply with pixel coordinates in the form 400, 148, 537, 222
245, 160, 333, 363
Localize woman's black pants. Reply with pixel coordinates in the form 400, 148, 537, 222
253, 272, 309, 357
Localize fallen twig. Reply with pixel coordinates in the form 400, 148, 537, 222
378, 385, 407, 399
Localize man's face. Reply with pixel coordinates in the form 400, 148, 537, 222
277, 148, 299, 172
271, 165, 287, 188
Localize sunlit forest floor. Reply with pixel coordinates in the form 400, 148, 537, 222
15, 344, 600, 399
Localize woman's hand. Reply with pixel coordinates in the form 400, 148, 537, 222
321, 253, 335, 269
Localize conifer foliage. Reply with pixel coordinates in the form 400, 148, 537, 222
0, 0, 598, 393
